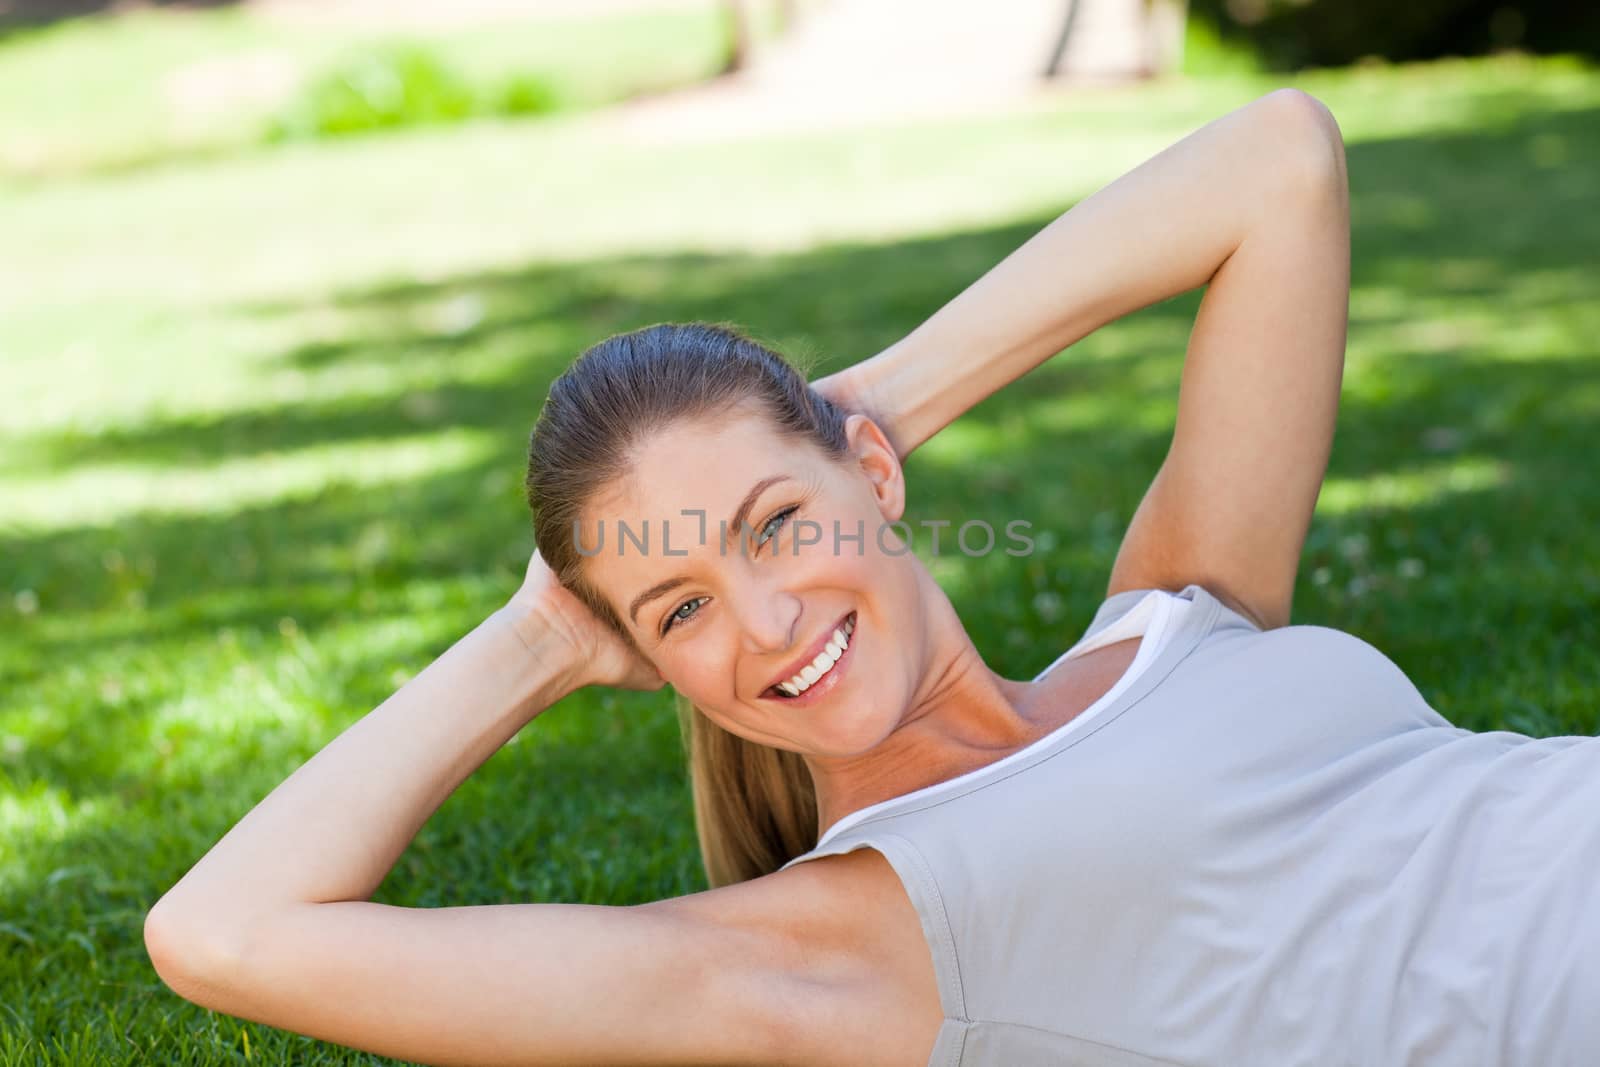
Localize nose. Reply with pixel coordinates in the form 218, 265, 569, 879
734, 582, 801, 655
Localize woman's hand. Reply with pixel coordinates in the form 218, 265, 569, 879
811, 364, 911, 461
146, 547, 657, 953
503, 548, 665, 693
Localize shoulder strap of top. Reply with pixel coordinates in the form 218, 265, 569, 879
786, 583, 1247, 863
1086, 585, 1177, 641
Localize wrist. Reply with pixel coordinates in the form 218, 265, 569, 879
852, 338, 944, 459
489, 601, 588, 699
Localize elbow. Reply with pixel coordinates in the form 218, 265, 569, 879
1255, 88, 1348, 200
144, 897, 249, 1009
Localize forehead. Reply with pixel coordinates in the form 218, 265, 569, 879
606, 406, 806, 518
579, 408, 821, 621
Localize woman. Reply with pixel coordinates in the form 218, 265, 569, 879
143, 89, 1598, 1066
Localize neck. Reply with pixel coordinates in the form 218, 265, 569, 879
803, 570, 1035, 839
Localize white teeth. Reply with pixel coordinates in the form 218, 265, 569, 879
774, 615, 856, 696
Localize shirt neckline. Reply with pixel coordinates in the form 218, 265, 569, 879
811, 589, 1189, 849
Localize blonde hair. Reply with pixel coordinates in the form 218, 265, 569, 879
676, 693, 818, 887
526, 322, 845, 886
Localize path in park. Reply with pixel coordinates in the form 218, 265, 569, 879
603, 0, 1169, 142
254, 0, 1168, 143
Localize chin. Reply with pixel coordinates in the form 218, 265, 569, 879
801, 707, 901, 759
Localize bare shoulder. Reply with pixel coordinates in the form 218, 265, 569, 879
654, 846, 944, 1067
148, 846, 939, 1067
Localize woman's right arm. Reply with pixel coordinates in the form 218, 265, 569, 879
144, 557, 771, 1064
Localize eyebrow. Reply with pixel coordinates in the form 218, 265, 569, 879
627, 474, 792, 626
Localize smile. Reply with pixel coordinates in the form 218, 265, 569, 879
763, 611, 856, 702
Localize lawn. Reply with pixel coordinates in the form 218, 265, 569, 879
1, 13, 1598, 1062
0, 2, 755, 179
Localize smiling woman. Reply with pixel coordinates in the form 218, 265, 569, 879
145, 89, 1600, 1067
522, 321, 973, 887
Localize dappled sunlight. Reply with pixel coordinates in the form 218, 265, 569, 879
1316, 456, 1512, 515
1011, 363, 1187, 440
0, 108, 1158, 308
3, 427, 495, 533
1298, 54, 1600, 140
913, 419, 1018, 466
0, 784, 122, 897
2, 575, 519, 794
2, 45, 1599, 1061
1350, 264, 1595, 327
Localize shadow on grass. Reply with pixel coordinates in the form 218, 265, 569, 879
1, 100, 1598, 1062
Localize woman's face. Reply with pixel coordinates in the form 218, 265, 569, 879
579, 402, 926, 758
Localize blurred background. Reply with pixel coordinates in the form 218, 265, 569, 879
2, 1, 1597, 1061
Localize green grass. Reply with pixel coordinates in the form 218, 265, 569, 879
0, 3, 747, 178
2, 34, 1599, 1063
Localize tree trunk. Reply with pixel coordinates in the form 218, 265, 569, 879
723, 0, 754, 75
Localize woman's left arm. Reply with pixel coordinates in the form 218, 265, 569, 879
817, 89, 1349, 630
814, 89, 1345, 464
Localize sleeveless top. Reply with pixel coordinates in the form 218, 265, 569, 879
780, 583, 1600, 1066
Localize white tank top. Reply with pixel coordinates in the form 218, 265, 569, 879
814, 587, 1193, 848
782, 583, 1600, 1066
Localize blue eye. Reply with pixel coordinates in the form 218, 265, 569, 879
661, 596, 707, 636
661, 506, 800, 636
757, 506, 799, 554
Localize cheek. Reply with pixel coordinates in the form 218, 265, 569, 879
821, 529, 913, 605
794, 521, 882, 578
668, 636, 737, 702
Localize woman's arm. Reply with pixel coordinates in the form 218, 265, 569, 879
144, 552, 662, 950
823, 88, 1349, 630
141, 570, 840, 1065
817, 88, 1341, 460
143, 606, 577, 951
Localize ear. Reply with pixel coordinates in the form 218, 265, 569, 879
844, 413, 905, 523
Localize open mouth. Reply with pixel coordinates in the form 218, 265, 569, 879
762, 611, 856, 702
